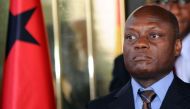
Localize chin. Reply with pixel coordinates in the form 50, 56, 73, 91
131, 72, 156, 80
129, 68, 158, 80
131, 72, 154, 79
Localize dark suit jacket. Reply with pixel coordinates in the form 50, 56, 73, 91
109, 54, 130, 92
87, 75, 190, 109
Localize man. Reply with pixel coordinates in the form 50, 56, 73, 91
87, 5, 190, 109
109, 0, 190, 92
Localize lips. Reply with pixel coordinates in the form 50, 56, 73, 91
133, 55, 152, 62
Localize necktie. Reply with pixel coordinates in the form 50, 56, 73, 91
138, 90, 156, 109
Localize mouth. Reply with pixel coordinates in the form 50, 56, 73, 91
133, 55, 152, 62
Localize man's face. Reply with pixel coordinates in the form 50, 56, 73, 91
123, 14, 181, 80
166, 3, 190, 37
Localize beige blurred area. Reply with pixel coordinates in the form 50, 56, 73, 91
42, 0, 124, 109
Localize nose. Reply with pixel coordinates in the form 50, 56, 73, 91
134, 37, 150, 50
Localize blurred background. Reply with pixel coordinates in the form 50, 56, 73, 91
0, 0, 150, 109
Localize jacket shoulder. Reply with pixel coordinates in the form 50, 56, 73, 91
86, 90, 118, 109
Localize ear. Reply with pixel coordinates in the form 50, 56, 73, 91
174, 38, 182, 57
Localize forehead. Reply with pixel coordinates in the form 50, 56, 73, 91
126, 14, 172, 29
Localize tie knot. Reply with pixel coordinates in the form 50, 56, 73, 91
138, 90, 156, 103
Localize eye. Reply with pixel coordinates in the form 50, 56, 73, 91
125, 34, 137, 41
149, 33, 161, 39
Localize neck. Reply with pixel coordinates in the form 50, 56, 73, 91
134, 73, 170, 88
135, 79, 159, 88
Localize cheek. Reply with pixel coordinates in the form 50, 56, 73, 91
123, 44, 134, 66
123, 43, 128, 55
156, 43, 175, 66
123, 44, 133, 58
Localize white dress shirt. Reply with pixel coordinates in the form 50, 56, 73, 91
175, 33, 190, 83
131, 72, 174, 109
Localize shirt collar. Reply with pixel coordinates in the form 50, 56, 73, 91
131, 72, 174, 103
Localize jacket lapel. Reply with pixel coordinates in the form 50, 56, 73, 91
107, 75, 190, 109
160, 76, 190, 109
108, 81, 135, 109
